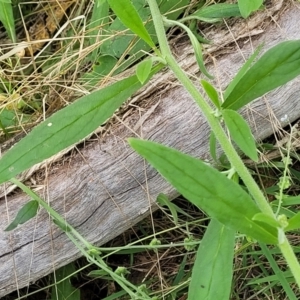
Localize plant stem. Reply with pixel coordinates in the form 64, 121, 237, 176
147, 0, 273, 216
147, 0, 300, 289
10, 177, 93, 249
10, 177, 151, 299
66, 234, 150, 299
168, 60, 275, 216
279, 236, 300, 288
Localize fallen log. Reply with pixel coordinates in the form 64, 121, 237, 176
1, 0, 299, 296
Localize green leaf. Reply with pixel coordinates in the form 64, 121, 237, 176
0, 108, 17, 130
286, 212, 300, 232
99, 0, 188, 75
188, 219, 235, 300
252, 212, 279, 229
0, 0, 16, 42
107, 0, 155, 48
224, 44, 263, 99
0, 65, 162, 184
157, 193, 192, 225
222, 40, 300, 110
157, 193, 178, 224
201, 79, 220, 109
51, 262, 80, 300
136, 58, 153, 84
5, 200, 39, 231
222, 109, 258, 161
81, 55, 118, 88
101, 0, 150, 58
187, 29, 212, 79
172, 254, 188, 286
282, 196, 300, 206
238, 0, 263, 18
129, 139, 277, 244
93, 55, 117, 75
160, 0, 190, 20
192, 3, 241, 21
163, 17, 212, 79
88, 0, 110, 61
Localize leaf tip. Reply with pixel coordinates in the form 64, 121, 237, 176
4, 222, 17, 232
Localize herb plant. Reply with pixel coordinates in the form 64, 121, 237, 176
1, 0, 300, 299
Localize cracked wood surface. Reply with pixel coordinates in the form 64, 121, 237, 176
1, 1, 300, 296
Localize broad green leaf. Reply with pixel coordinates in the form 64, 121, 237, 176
160, 0, 190, 20
92, 55, 118, 75
51, 262, 80, 300
201, 79, 220, 109
0, 65, 162, 184
99, 0, 188, 75
101, 0, 189, 58
136, 58, 153, 84
0, 1, 16, 42
285, 212, 300, 232
5, 200, 39, 231
188, 219, 235, 300
101, 0, 150, 58
223, 44, 263, 99
222, 109, 258, 161
0, 109, 17, 132
81, 55, 118, 88
222, 40, 300, 111
252, 212, 279, 229
192, 3, 241, 21
129, 139, 277, 244
107, 0, 155, 48
238, 0, 263, 18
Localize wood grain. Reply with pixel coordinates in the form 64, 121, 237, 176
1, 1, 299, 296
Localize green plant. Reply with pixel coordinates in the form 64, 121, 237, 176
1, 0, 300, 299
0, 0, 16, 42
127, 1, 300, 299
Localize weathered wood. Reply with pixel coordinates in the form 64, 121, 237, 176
0, 1, 299, 296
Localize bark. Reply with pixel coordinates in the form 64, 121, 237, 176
0, 0, 299, 296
